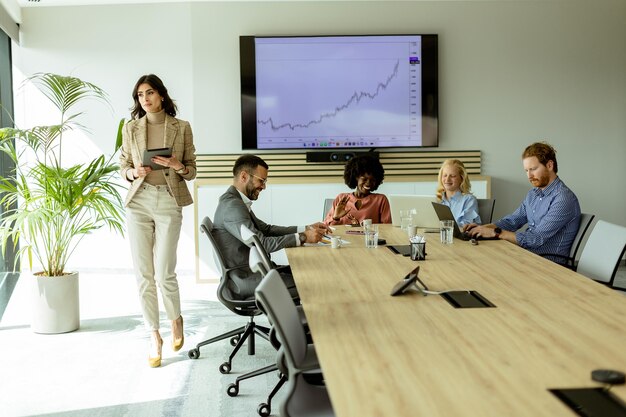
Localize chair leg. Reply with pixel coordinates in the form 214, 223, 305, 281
255, 328, 271, 342
227, 321, 256, 362
226, 363, 279, 397
194, 326, 246, 350
256, 324, 271, 336
187, 325, 246, 360
226, 317, 271, 363
190, 316, 272, 377
266, 373, 287, 410
257, 373, 287, 417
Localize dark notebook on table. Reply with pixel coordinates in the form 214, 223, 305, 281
431, 202, 499, 241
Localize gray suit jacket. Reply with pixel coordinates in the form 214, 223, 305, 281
212, 186, 298, 298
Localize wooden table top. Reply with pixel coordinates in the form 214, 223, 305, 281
286, 224, 626, 417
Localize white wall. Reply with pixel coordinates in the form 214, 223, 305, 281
10, 0, 626, 272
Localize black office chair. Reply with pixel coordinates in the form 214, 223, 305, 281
244, 245, 319, 417
256, 269, 332, 417
188, 217, 271, 375
476, 198, 496, 224
227, 246, 312, 416
224, 246, 279, 401
537, 213, 595, 270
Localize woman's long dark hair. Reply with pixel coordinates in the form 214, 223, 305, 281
130, 74, 177, 120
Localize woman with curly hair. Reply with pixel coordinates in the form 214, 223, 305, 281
324, 154, 392, 225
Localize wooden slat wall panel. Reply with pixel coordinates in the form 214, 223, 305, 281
196, 150, 481, 181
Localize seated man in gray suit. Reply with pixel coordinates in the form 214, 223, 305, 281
212, 154, 330, 298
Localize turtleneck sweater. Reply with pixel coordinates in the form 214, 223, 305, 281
144, 110, 167, 186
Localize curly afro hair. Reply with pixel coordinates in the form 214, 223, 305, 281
343, 154, 385, 190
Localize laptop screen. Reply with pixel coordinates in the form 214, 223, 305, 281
388, 195, 440, 228
431, 202, 463, 238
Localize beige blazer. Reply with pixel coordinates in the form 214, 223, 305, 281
119, 114, 197, 207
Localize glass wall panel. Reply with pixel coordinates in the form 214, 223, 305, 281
0, 28, 17, 320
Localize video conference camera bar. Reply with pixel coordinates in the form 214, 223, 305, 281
305, 151, 379, 163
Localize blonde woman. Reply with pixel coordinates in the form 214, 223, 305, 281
436, 159, 481, 227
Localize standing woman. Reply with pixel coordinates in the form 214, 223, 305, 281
436, 159, 481, 227
120, 74, 197, 367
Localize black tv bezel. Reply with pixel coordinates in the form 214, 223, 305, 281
240, 34, 439, 151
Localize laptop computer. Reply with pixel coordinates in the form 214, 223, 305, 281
388, 195, 440, 230
431, 202, 498, 241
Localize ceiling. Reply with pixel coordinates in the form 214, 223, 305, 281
17, 0, 208, 6
15, 0, 383, 5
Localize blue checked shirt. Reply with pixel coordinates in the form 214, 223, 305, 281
495, 177, 580, 264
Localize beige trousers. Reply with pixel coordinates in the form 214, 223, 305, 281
126, 183, 183, 331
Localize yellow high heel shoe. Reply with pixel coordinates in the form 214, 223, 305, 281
148, 333, 163, 368
172, 315, 184, 352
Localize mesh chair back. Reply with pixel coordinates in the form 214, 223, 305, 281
476, 198, 495, 224
576, 220, 626, 285
201, 216, 260, 314
201, 217, 227, 276
256, 270, 308, 369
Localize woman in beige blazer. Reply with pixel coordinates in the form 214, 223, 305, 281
119, 74, 197, 367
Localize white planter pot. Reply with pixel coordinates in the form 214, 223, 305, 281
31, 272, 80, 334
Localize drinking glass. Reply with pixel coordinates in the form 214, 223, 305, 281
364, 224, 379, 248
400, 210, 413, 231
439, 220, 454, 244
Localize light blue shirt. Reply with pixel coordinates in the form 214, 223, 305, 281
495, 177, 580, 264
441, 192, 481, 227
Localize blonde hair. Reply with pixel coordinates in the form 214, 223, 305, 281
436, 159, 472, 201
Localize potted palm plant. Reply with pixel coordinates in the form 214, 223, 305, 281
0, 73, 125, 333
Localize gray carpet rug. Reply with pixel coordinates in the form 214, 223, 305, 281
0, 299, 283, 417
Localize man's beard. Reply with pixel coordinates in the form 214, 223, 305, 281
530, 173, 550, 188
245, 180, 260, 200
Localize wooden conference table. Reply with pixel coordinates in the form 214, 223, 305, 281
285, 224, 626, 417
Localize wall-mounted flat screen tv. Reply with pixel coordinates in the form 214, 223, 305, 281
240, 34, 438, 151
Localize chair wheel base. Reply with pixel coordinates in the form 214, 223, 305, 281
188, 348, 200, 359
227, 383, 239, 397
219, 362, 231, 374
258, 403, 271, 417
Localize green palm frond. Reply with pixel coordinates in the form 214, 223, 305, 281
0, 73, 125, 276
28, 73, 110, 116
